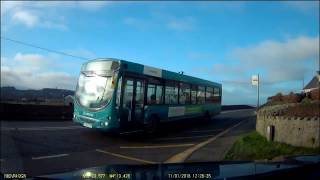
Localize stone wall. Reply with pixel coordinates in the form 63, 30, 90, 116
0, 103, 73, 121
256, 112, 320, 148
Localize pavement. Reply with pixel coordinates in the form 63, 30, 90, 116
187, 116, 255, 162
0, 109, 255, 176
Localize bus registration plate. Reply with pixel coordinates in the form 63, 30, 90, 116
83, 123, 92, 128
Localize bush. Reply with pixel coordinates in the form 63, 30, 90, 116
310, 89, 320, 101
301, 97, 312, 104
284, 102, 319, 117
282, 92, 302, 103
271, 92, 283, 102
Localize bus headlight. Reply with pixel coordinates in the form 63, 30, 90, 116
101, 121, 108, 126
82, 171, 92, 178
100, 122, 108, 126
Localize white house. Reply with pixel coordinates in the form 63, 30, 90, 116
303, 71, 320, 93
64, 95, 74, 106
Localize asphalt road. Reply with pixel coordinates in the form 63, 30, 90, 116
0, 109, 256, 176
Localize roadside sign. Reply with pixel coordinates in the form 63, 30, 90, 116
252, 75, 259, 86
252, 74, 260, 109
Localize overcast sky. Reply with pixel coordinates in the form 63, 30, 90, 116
1, 1, 319, 105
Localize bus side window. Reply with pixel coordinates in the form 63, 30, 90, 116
206, 87, 214, 103
185, 84, 191, 104
165, 86, 173, 104
214, 87, 220, 102
197, 86, 205, 104
191, 85, 197, 104
214, 87, 220, 97
135, 81, 144, 107
165, 81, 178, 104
156, 85, 163, 104
147, 84, 156, 104
179, 83, 190, 104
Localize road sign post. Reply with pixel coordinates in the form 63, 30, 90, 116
252, 74, 260, 110
258, 74, 259, 109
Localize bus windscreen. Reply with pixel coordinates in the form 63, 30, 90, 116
75, 61, 119, 109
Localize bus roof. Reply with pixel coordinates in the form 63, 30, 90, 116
87, 58, 221, 88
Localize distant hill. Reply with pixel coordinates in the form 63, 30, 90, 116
1, 86, 74, 101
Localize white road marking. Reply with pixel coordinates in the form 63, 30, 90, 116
165, 120, 246, 163
32, 154, 69, 160
220, 109, 252, 114
1, 126, 84, 131
96, 149, 156, 164
156, 135, 216, 141
120, 144, 194, 149
119, 130, 144, 135
188, 129, 223, 133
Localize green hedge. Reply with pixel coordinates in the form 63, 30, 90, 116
225, 131, 320, 160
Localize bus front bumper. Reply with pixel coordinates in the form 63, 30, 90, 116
73, 114, 118, 131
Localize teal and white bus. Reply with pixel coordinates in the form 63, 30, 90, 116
73, 58, 222, 133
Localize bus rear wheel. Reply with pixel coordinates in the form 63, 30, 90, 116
203, 112, 211, 122
145, 116, 159, 135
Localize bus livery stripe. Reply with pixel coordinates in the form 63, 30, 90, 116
143, 65, 162, 78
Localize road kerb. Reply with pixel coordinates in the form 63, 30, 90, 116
120, 144, 194, 149
164, 120, 246, 163
32, 154, 69, 160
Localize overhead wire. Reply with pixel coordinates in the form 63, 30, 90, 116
1, 36, 90, 60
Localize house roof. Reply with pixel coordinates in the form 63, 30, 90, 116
304, 76, 319, 90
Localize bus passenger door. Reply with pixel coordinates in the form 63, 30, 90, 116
122, 78, 144, 126
122, 79, 134, 125
134, 80, 144, 123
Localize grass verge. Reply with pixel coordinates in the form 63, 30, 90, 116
225, 131, 320, 160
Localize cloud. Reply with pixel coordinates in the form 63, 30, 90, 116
41, 21, 68, 30
124, 11, 196, 31
195, 35, 319, 105
222, 86, 256, 105
76, 1, 111, 11
12, 10, 38, 27
123, 17, 138, 25
1, 1, 110, 29
196, 1, 247, 12
123, 17, 149, 29
30, 1, 110, 11
230, 36, 319, 82
167, 16, 195, 31
14, 53, 45, 64
212, 64, 246, 77
1, 68, 77, 90
1, 53, 77, 90
1, 1, 110, 14
187, 52, 214, 60
0, 1, 22, 16
283, 1, 320, 14
220, 77, 307, 105
2, 2, 66, 30
13, 53, 52, 71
